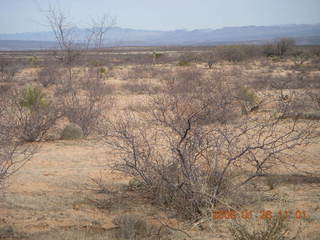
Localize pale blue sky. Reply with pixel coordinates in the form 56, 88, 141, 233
1, 0, 320, 34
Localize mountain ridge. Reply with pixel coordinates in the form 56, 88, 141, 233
1, 23, 320, 50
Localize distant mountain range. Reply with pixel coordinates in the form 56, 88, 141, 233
1, 24, 320, 50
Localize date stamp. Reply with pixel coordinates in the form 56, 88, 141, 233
212, 209, 308, 220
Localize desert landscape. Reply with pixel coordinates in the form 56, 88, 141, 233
1, 41, 320, 240
1, 2, 320, 239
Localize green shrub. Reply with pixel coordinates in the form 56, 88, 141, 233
128, 178, 144, 190
98, 67, 107, 74
152, 51, 163, 64
19, 85, 47, 110
238, 87, 258, 105
238, 87, 259, 114
61, 123, 84, 140
153, 52, 162, 58
177, 60, 191, 66
30, 55, 39, 66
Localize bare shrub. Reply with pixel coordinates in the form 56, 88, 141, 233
307, 91, 320, 110
217, 46, 245, 62
263, 38, 295, 57
177, 52, 199, 66
275, 38, 295, 57
177, 60, 191, 67
0, 59, 20, 83
0, 93, 37, 190
163, 67, 203, 94
11, 85, 63, 142
37, 63, 62, 87
102, 72, 317, 219
214, 45, 262, 63
199, 50, 217, 69
56, 68, 112, 136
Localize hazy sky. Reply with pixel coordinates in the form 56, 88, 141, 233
1, 0, 320, 34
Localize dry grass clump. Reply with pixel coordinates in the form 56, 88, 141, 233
228, 216, 299, 240
112, 214, 152, 240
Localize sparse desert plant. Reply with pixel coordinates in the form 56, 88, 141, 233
216, 45, 246, 62
152, 51, 163, 64
37, 63, 62, 87
61, 123, 84, 140
178, 52, 199, 66
291, 49, 310, 66
201, 51, 216, 69
57, 68, 112, 136
238, 87, 258, 105
228, 216, 299, 240
263, 38, 295, 57
0, 93, 37, 190
177, 60, 190, 67
207, 60, 214, 69
47, 8, 114, 136
30, 55, 40, 66
18, 85, 48, 110
275, 38, 295, 57
213, 45, 262, 63
0, 59, 20, 83
237, 86, 260, 114
10, 85, 63, 142
165, 67, 203, 94
112, 214, 149, 240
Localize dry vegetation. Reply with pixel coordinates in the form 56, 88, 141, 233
0, 35, 320, 240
